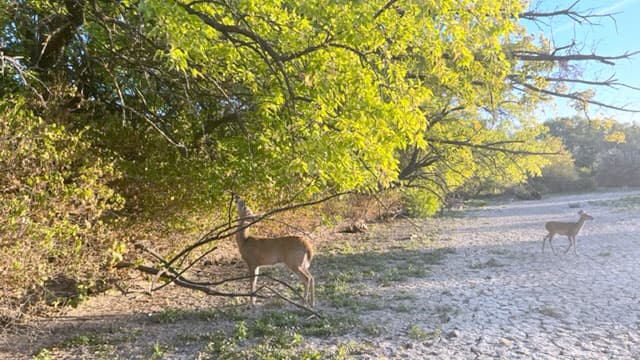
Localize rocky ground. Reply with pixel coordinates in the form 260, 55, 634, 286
3, 190, 640, 359
359, 190, 640, 359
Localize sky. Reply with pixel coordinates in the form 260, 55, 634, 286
523, 0, 640, 123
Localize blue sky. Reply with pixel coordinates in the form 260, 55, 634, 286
523, 0, 640, 123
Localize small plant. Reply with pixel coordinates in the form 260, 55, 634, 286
598, 250, 612, 257
469, 257, 503, 269
361, 324, 385, 337
33, 348, 53, 360
233, 320, 249, 341
150, 342, 166, 359
60, 332, 106, 348
536, 306, 563, 319
148, 308, 188, 324
407, 324, 440, 341
334, 341, 371, 359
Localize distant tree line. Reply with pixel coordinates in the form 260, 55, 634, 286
535, 117, 640, 192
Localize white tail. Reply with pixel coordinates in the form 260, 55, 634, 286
542, 210, 594, 255
234, 196, 315, 307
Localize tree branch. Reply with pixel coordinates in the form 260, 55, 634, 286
510, 50, 640, 66
512, 82, 640, 113
426, 138, 559, 155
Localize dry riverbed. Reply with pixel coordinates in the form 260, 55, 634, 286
3, 190, 640, 359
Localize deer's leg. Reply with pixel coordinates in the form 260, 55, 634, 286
564, 236, 573, 254
547, 234, 556, 254
300, 267, 314, 307
542, 233, 553, 253
249, 265, 259, 306
573, 236, 579, 255
292, 266, 313, 306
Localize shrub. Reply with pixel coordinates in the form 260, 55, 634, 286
401, 187, 440, 217
0, 98, 123, 311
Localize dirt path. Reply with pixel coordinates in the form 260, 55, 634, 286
4, 190, 640, 359
366, 190, 640, 359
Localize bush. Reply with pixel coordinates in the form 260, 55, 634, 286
0, 98, 123, 311
534, 151, 595, 194
401, 187, 440, 217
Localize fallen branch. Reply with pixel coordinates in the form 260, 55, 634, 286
116, 262, 323, 318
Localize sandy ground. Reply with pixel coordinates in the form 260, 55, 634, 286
3, 190, 640, 359
349, 189, 640, 359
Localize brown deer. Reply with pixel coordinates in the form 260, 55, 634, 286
234, 196, 315, 307
542, 210, 594, 255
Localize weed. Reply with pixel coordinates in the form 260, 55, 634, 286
334, 340, 372, 359
361, 324, 385, 337
148, 308, 188, 324
392, 292, 417, 301
33, 348, 53, 360
234, 321, 248, 341
407, 324, 440, 341
148, 307, 244, 324
391, 304, 412, 313
536, 306, 563, 319
150, 342, 166, 359
60, 333, 107, 348
469, 257, 503, 269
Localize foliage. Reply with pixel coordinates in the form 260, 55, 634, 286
532, 152, 595, 192
544, 117, 640, 189
0, 97, 123, 306
402, 187, 440, 218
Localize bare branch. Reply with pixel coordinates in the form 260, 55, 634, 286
426, 138, 560, 156
116, 262, 323, 318
512, 82, 640, 113
510, 50, 640, 66
508, 74, 640, 91
520, 1, 615, 25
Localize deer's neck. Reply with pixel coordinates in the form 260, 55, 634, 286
236, 213, 250, 247
236, 201, 252, 248
573, 217, 587, 233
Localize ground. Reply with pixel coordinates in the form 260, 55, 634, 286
3, 190, 640, 359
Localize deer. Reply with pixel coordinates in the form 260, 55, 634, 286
233, 195, 315, 307
542, 210, 594, 255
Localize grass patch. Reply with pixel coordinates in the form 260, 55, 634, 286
196, 313, 365, 359
469, 257, 504, 269
536, 306, 563, 319
60, 333, 109, 348
150, 342, 167, 360
407, 324, 440, 341
391, 292, 418, 301
149, 307, 246, 324
598, 250, 612, 257
588, 195, 640, 211
361, 323, 385, 337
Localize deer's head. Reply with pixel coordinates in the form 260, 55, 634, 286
234, 195, 255, 218
578, 210, 594, 221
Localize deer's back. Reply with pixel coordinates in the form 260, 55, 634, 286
545, 221, 575, 235
241, 235, 313, 267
